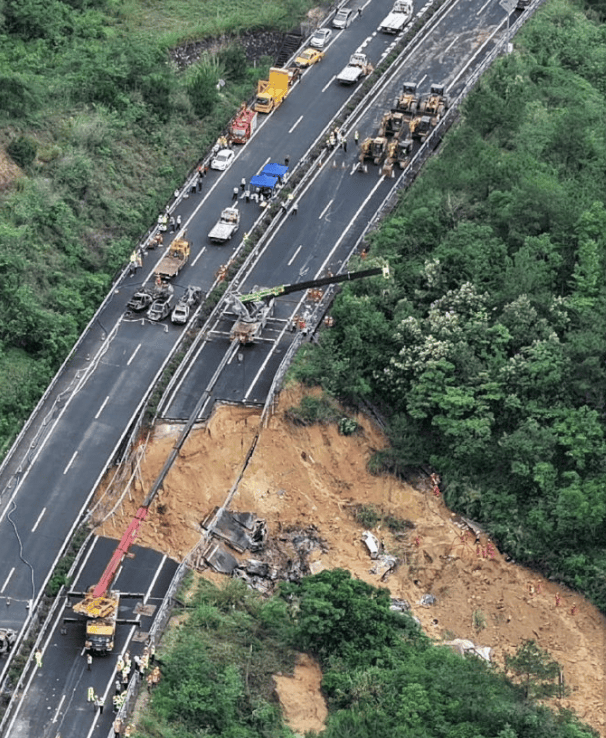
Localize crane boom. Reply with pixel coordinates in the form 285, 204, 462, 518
239, 265, 389, 303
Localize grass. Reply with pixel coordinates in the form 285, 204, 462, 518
117, 0, 321, 41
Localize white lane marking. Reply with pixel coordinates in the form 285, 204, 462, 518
260, 157, 271, 173
319, 199, 334, 220
289, 115, 304, 134
63, 451, 78, 475
442, 36, 458, 55
31, 507, 47, 533
127, 343, 141, 366
321, 76, 335, 93
418, 73, 428, 87
1, 568, 15, 593
288, 245, 303, 266
192, 246, 206, 267
95, 395, 109, 420
52, 694, 66, 723
477, 0, 493, 14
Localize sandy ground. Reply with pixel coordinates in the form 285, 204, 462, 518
94, 386, 606, 737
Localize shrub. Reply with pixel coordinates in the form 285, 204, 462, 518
7, 135, 37, 168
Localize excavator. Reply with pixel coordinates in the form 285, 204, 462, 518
227, 265, 390, 344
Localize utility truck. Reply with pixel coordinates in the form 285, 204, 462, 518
379, 0, 413, 33
154, 235, 190, 280
208, 207, 240, 244
336, 52, 374, 84
254, 67, 300, 113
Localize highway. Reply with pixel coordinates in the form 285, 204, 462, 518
0, 0, 532, 733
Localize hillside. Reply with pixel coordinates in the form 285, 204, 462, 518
94, 386, 605, 736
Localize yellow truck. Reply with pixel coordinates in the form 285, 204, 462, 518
155, 235, 190, 280
73, 589, 120, 654
254, 67, 300, 114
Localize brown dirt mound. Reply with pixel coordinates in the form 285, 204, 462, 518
94, 385, 606, 736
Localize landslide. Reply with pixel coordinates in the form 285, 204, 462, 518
93, 386, 606, 737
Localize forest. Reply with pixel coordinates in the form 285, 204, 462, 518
293, 0, 606, 613
0, 0, 312, 458
135, 571, 595, 738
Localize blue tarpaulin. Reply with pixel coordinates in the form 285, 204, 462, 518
250, 173, 278, 189
262, 163, 289, 178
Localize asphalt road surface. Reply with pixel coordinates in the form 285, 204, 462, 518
6, 537, 177, 738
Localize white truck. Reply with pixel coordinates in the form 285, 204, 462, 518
379, 0, 413, 33
336, 52, 374, 85
208, 207, 240, 243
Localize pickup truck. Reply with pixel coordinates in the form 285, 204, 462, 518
336, 52, 374, 85
154, 235, 190, 280
208, 207, 240, 243
379, 0, 413, 33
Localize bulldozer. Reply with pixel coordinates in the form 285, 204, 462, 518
393, 81, 419, 116
378, 111, 407, 138
418, 83, 448, 118
359, 136, 389, 166
409, 115, 433, 144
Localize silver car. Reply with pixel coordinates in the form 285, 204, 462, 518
309, 28, 332, 49
332, 8, 355, 28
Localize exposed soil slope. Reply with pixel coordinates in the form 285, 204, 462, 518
94, 386, 605, 737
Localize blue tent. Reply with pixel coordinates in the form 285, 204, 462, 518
250, 173, 278, 189
262, 163, 289, 178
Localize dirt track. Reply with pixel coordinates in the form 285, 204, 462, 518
94, 385, 606, 737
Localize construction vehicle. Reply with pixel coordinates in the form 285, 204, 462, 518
418, 83, 448, 117
227, 266, 390, 344
409, 115, 433, 143
208, 207, 241, 244
359, 136, 389, 165
336, 52, 374, 84
378, 111, 407, 138
66, 509, 148, 654
381, 137, 413, 175
254, 67, 300, 113
228, 105, 258, 145
154, 235, 190, 280
393, 81, 419, 116
379, 0, 413, 33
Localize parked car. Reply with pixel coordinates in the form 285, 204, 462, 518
210, 148, 235, 171
309, 28, 332, 49
295, 47, 325, 68
332, 8, 355, 28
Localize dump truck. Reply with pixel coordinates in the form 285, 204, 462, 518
379, 0, 413, 33
154, 235, 190, 280
336, 52, 374, 84
73, 589, 120, 654
208, 207, 240, 244
228, 105, 258, 145
254, 67, 300, 113
393, 81, 419, 115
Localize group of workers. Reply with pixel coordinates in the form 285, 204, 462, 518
326, 127, 348, 151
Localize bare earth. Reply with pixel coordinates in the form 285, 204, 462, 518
94, 386, 606, 737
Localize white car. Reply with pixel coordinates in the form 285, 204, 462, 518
211, 148, 235, 171
309, 28, 332, 49
332, 8, 355, 28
